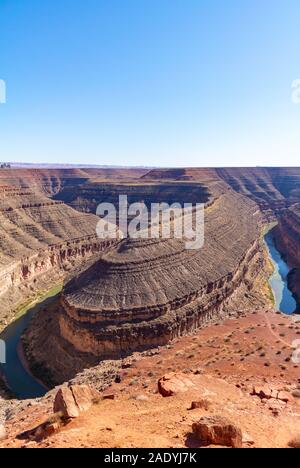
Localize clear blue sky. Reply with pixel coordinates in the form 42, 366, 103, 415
0, 0, 300, 167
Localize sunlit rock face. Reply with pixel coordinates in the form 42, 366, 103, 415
273, 203, 300, 306
59, 189, 264, 360
0, 184, 113, 321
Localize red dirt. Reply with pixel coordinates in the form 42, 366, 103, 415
1, 310, 300, 449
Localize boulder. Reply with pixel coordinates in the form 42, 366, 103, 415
53, 385, 101, 419
158, 373, 195, 397
53, 387, 80, 419
70, 385, 97, 412
192, 416, 243, 448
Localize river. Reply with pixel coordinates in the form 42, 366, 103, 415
264, 231, 297, 315
0, 232, 297, 400
0, 286, 62, 400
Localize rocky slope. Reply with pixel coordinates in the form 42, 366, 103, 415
2, 309, 300, 449
1, 166, 300, 449
22, 186, 270, 386
53, 180, 213, 214
0, 185, 114, 326
0, 167, 148, 197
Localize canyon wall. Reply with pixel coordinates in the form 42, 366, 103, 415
23, 187, 272, 385
273, 204, 300, 306
0, 185, 114, 326
144, 167, 300, 219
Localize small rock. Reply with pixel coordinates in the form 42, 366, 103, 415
189, 399, 212, 411
54, 387, 79, 419
192, 415, 243, 448
158, 373, 195, 397
251, 385, 273, 400
102, 393, 115, 400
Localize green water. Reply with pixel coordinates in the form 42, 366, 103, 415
264, 232, 297, 315
0, 286, 62, 400
0, 229, 297, 400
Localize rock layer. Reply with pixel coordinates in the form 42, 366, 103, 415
57, 189, 265, 360
273, 203, 300, 306
0, 186, 114, 324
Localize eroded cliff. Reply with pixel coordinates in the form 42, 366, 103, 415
22, 187, 272, 386
0, 185, 113, 327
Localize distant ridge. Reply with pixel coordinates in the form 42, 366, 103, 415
7, 162, 155, 170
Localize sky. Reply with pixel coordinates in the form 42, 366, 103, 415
0, 0, 300, 167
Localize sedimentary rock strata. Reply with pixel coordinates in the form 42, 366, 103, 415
272, 203, 300, 306
54, 180, 213, 214
54, 189, 265, 361
144, 167, 300, 218
0, 185, 113, 323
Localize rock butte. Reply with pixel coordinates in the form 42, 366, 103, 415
56, 187, 264, 360
1, 167, 300, 449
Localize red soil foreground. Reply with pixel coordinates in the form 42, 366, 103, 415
1, 309, 300, 449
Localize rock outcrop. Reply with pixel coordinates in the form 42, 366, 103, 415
192, 416, 243, 448
158, 373, 195, 397
0, 186, 114, 325
23, 186, 270, 387
57, 189, 264, 360
272, 203, 300, 307
53, 385, 99, 419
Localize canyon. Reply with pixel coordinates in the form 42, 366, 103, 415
0, 166, 300, 448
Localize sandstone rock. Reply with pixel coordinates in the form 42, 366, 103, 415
53, 387, 80, 419
277, 391, 292, 403
189, 399, 211, 411
192, 416, 243, 448
292, 390, 300, 399
54, 385, 101, 419
102, 393, 115, 401
158, 373, 195, 397
252, 385, 273, 400
70, 385, 96, 413
252, 385, 294, 405
0, 424, 6, 441
56, 187, 263, 363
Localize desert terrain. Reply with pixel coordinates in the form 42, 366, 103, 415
0, 166, 299, 449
